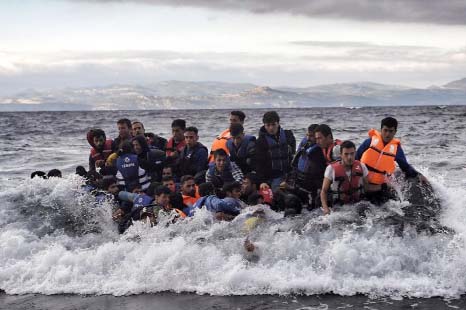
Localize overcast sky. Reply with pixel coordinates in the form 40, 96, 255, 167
1, 0, 466, 95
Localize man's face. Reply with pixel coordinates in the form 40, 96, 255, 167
93, 136, 106, 149
132, 140, 142, 155
227, 187, 242, 199
172, 126, 185, 141
214, 155, 227, 171
181, 180, 196, 196
132, 122, 145, 136
156, 193, 170, 207
118, 123, 131, 139
306, 130, 316, 144
107, 183, 120, 195
241, 178, 254, 195
381, 126, 397, 144
184, 131, 198, 148
264, 122, 279, 135
232, 134, 244, 147
163, 180, 176, 193
315, 132, 332, 148
229, 114, 242, 125
341, 147, 356, 167
162, 167, 173, 178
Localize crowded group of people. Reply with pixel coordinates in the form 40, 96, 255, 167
31, 110, 427, 235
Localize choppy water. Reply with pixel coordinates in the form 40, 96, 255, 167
1, 106, 466, 301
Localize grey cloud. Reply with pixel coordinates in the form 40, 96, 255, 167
78, 0, 466, 25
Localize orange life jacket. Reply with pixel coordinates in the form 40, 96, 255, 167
330, 160, 364, 204
182, 194, 199, 207
360, 129, 399, 185
166, 138, 186, 158
208, 129, 231, 162
174, 208, 187, 219
322, 139, 342, 164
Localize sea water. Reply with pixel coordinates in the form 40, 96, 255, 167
1, 106, 466, 299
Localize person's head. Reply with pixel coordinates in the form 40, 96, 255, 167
307, 124, 319, 144
169, 192, 186, 211
262, 111, 280, 135
162, 166, 173, 178
380, 117, 398, 144
315, 124, 333, 148
31, 171, 47, 179
340, 140, 356, 167
132, 121, 145, 136
184, 126, 199, 148
213, 149, 228, 172
230, 110, 246, 125
102, 176, 119, 195
155, 185, 171, 207
171, 119, 186, 141
230, 123, 244, 146
75, 166, 87, 177
198, 182, 215, 197
47, 169, 62, 178
162, 175, 177, 193
118, 141, 133, 155
180, 175, 196, 196
132, 135, 149, 156
89, 128, 107, 150
223, 181, 242, 199
242, 172, 259, 196
117, 118, 132, 139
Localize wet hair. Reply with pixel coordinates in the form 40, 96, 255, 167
381, 117, 398, 130
132, 120, 144, 129
162, 175, 175, 183
155, 185, 171, 196
262, 111, 280, 124
340, 140, 356, 152
222, 181, 241, 193
101, 176, 117, 190
31, 171, 47, 179
213, 148, 228, 159
315, 124, 333, 138
229, 123, 244, 137
180, 175, 194, 185
169, 192, 186, 210
117, 118, 132, 129
185, 126, 198, 135
75, 166, 87, 177
307, 124, 319, 133
171, 119, 186, 130
118, 141, 133, 155
198, 182, 215, 197
47, 169, 62, 178
244, 172, 260, 189
230, 110, 246, 122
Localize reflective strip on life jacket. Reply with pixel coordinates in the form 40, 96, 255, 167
360, 129, 399, 185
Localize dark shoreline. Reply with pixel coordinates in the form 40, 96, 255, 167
1, 292, 465, 310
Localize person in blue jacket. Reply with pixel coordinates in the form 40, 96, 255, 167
177, 126, 208, 177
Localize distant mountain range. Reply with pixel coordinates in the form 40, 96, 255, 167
1, 78, 466, 111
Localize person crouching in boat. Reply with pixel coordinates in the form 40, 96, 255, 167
356, 117, 428, 205
320, 140, 368, 215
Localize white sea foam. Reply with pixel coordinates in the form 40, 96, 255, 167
1, 175, 466, 298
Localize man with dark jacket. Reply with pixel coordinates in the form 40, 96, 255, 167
255, 111, 296, 191
177, 126, 208, 177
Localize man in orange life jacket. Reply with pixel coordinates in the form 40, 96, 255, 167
314, 124, 342, 164
356, 117, 428, 204
321, 140, 368, 215
209, 110, 246, 162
